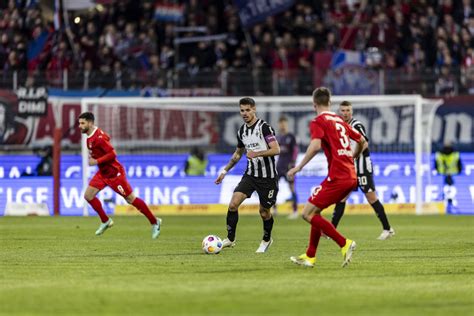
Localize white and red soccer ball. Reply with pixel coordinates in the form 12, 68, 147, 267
202, 235, 223, 254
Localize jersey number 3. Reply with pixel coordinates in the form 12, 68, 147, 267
335, 123, 350, 149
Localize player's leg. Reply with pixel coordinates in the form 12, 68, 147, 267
84, 186, 108, 221
297, 180, 357, 267
361, 174, 394, 240
222, 191, 248, 248
85, 174, 109, 222
109, 174, 161, 239
255, 178, 278, 253
331, 195, 349, 228
124, 193, 158, 225
290, 202, 321, 267
85, 174, 114, 235
124, 192, 162, 239
365, 191, 394, 240
255, 205, 274, 253
271, 174, 282, 216
287, 176, 299, 219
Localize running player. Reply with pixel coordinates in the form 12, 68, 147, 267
215, 97, 280, 253
78, 112, 161, 239
288, 87, 367, 267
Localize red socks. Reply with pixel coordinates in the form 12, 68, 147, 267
132, 197, 157, 225
309, 214, 346, 252
87, 197, 109, 223
306, 223, 321, 257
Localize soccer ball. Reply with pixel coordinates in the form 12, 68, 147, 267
202, 235, 223, 254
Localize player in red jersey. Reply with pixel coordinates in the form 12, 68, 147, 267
287, 87, 367, 268
78, 112, 162, 239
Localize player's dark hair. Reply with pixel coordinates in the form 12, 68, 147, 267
78, 112, 95, 122
279, 115, 288, 122
239, 97, 256, 107
340, 100, 352, 107
312, 87, 331, 106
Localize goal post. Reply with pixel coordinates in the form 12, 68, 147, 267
80, 95, 443, 216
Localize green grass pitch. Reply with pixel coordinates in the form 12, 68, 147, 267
1, 214, 473, 315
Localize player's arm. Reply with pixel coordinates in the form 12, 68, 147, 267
215, 147, 245, 185
247, 124, 280, 159
352, 137, 367, 159
88, 137, 117, 166
353, 122, 369, 142
287, 138, 321, 178
346, 123, 367, 159
247, 140, 280, 158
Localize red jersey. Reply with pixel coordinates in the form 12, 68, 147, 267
86, 127, 124, 178
310, 111, 362, 181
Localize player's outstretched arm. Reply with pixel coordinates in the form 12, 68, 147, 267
215, 147, 245, 184
287, 138, 321, 178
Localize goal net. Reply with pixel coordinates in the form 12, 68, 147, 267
80, 96, 442, 216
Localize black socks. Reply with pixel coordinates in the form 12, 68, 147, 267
226, 210, 239, 241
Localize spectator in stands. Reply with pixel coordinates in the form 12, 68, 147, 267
113, 60, 131, 90
79, 59, 99, 90
184, 147, 207, 176
436, 65, 458, 96
0, 0, 473, 94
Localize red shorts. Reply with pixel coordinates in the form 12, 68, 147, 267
308, 177, 357, 210
89, 171, 133, 197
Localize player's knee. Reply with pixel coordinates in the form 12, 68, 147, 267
228, 202, 239, 212
84, 192, 94, 201
365, 193, 378, 204
259, 207, 271, 219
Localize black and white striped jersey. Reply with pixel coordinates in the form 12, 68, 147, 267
348, 118, 373, 175
237, 119, 278, 178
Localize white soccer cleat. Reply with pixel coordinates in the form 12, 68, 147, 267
377, 228, 395, 240
95, 218, 114, 235
255, 238, 273, 253
287, 212, 299, 220
221, 238, 236, 248
151, 218, 162, 239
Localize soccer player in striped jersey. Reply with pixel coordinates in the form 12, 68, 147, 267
288, 87, 367, 268
332, 101, 395, 240
215, 97, 280, 253
78, 112, 162, 239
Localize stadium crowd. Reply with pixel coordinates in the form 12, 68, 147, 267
0, 0, 473, 94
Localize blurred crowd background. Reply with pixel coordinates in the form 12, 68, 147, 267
1, 0, 473, 95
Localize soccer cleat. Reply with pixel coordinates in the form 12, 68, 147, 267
151, 218, 162, 239
221, 238, 236, 248
287, 212, 299, 220
95, 218, 114, 236
341, 239, 356, 268
377, 228, 395, 240
255, 238, 273, 253
290, 253, 316, 267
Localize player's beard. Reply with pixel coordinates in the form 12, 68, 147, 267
80, 127, 89, 134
